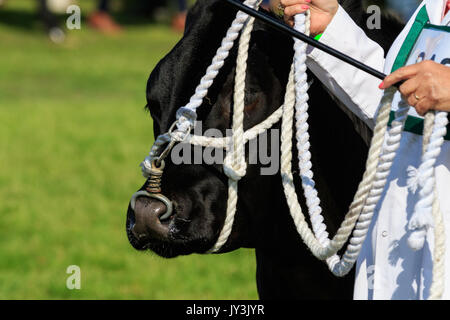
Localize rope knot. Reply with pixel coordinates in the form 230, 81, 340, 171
406, 165, 421, 193
407, 228, 429, 251
223, 154, 247, 181
408, 205, 434, 251
176, 107, 197, 134
140, 156, 154, 178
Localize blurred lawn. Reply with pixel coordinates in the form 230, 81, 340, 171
0, 0, 257, 299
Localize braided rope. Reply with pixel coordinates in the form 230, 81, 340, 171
408, 112, 448, 251
208, 2, 261, 252
281, 14, 394, 262
292, 14, 340, 268
409, 111, 448, 299
287, 13, 446, 293
185, 106, 284, 149
429, 185, 446, 299
329, 99, 409, 275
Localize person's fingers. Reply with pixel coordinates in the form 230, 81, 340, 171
284, 16, 294, 26
284, 4, 310, 18
280, 0, 310, 7
283, 10, 294, 25
398, 78, 420, 97
380, 64, 420, 89
406, 93, 419, 108
414, 98, 434, 116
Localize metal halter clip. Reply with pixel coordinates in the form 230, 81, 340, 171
156, 140, 176, 168
155, 120, 193, 167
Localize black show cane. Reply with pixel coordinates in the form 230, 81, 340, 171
224, 0, 404, 88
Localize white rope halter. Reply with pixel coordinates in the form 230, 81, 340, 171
139, 1, 446, 299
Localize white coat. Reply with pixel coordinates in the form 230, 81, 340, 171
306, 0, 450, 299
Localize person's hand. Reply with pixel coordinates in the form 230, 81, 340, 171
380, 61, 450, 116
280, 0, 338, 36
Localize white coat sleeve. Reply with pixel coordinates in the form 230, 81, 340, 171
306, 5, 386, 129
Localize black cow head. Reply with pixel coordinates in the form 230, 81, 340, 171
125, 0, 404, 258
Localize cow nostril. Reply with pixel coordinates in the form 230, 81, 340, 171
127, 206, 147, 250
127, 207, 136, 229
131, 197, 171, 240
143, 197, 168, 219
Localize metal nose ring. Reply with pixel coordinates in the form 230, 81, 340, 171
130, 190, 173, 221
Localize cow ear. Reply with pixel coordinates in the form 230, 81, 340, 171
184, 0, 233, 35
183, 8, 195, 34
183, 0, 211, 35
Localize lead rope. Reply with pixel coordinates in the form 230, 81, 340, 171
285, 13, 397, 266
411, 111, 447, 299
207, 0, 259, 252
138, 4, 445, 299
289, 13, 445, 297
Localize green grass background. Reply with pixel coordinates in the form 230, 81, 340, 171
0, 0, 257, 299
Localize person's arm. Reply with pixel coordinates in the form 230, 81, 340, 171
281, 0, 386, 129
380, 61, 450, 116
